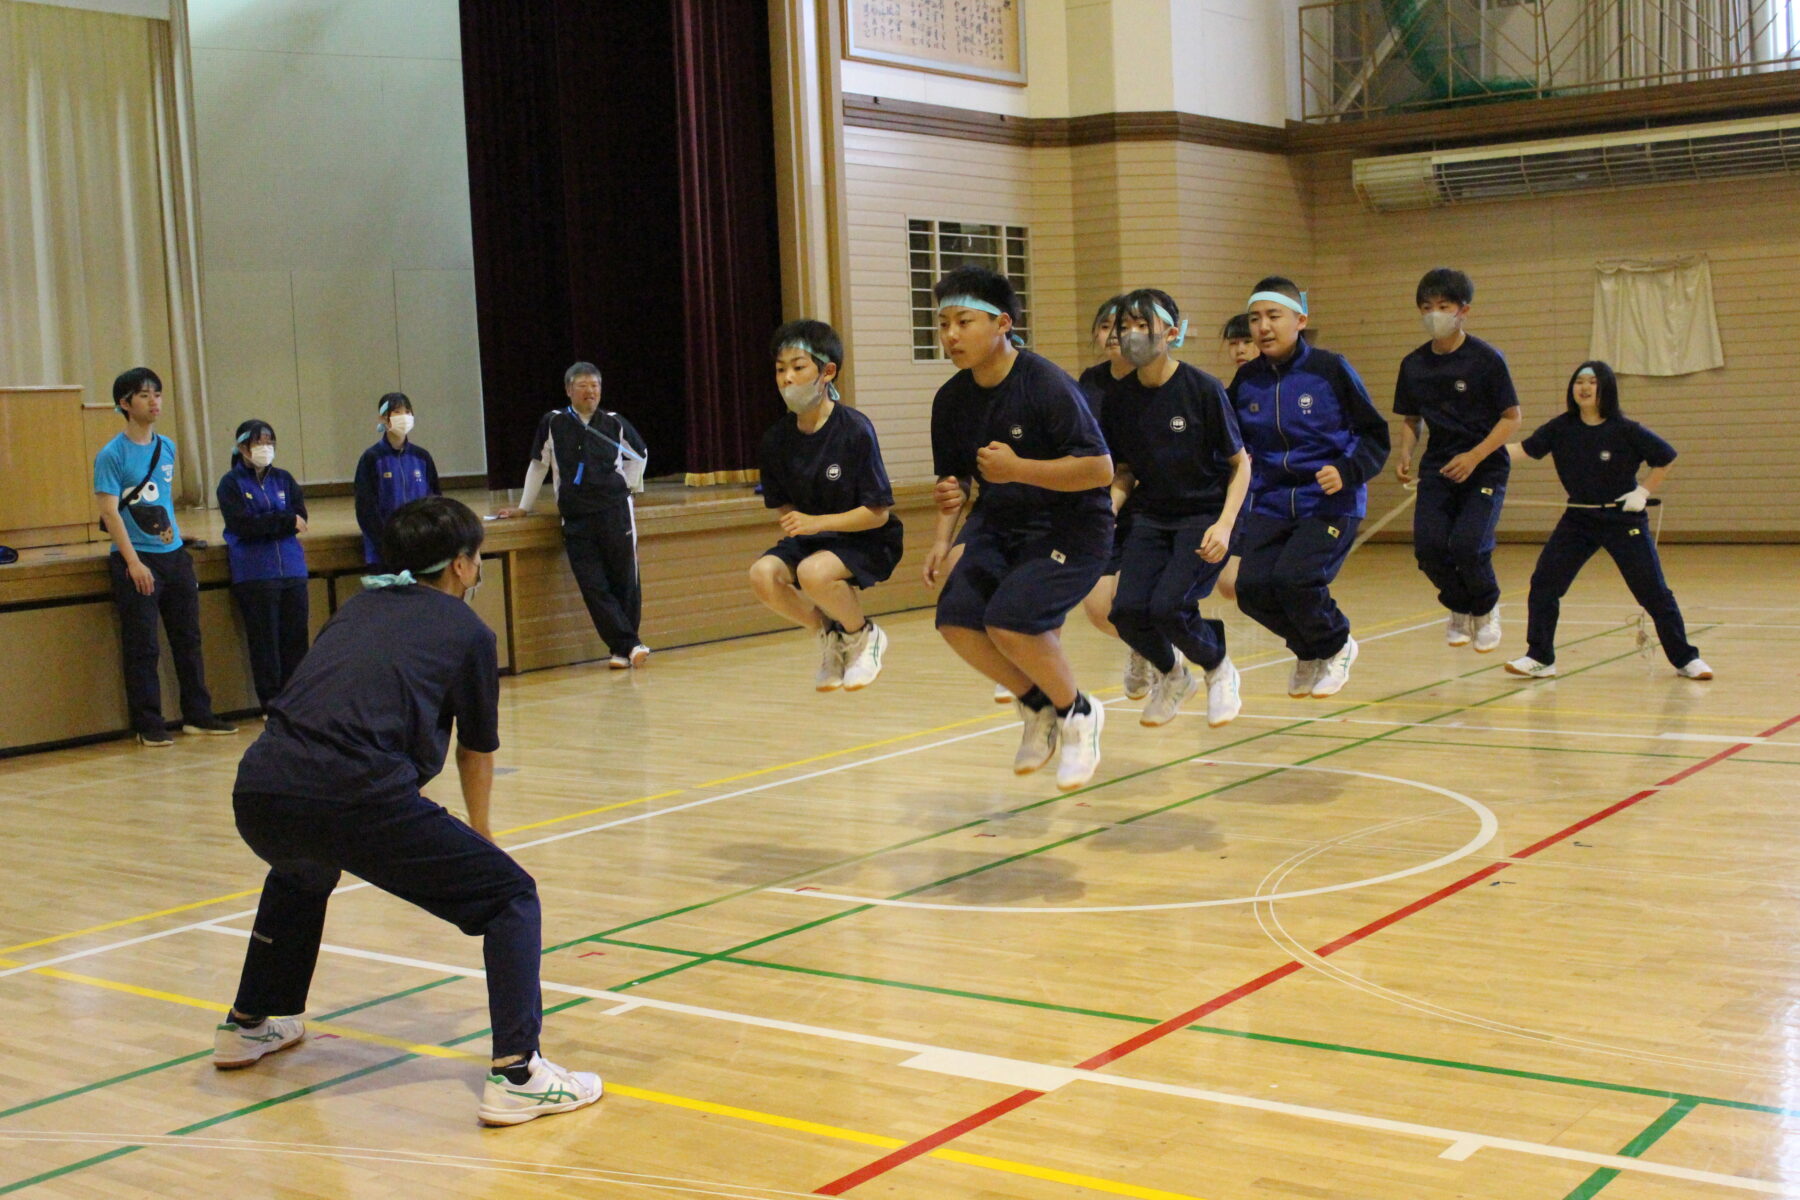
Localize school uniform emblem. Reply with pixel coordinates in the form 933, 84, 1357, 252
1298, 394, 1315, 414
1049, 550, 1066, 563
1009, 424, 1024, 440
1326, 525, 1340, 538
1169, 416, 1187, 432
825, 464, 842, 481
1454, 380, 1468, 392
1599, 451, 1612, 461
1248, 403, 1259, 413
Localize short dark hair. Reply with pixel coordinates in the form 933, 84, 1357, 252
112, 367, 163, 408
1250, 276, 1304, 307
771, 319, 844, 371
1091, 295, 1126, 333
932, 264, 1021, 326
1114, 288, 1180, 334
1220, 313, 1252, 341
234, 418, 277, 449
1416, 267, 1474, 307
377, 392, 413, 416
564, 362, 601, 387
380, 496, 485, 579
1564, 361, 1622, 420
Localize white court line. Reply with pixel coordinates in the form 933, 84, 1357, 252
194, 928, 1787, 1196
1189, 710, 1793, 749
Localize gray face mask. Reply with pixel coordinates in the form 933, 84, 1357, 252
1421, 311, 1461, 340
1118, 329, 1166, 370
781, 378, 826, 414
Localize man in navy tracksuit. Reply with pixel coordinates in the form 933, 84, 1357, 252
1229, 277, 1390, 699
217, 419, 310, 709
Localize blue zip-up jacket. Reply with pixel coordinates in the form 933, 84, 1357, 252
1227, 338, 1390, 520
353, 438, 440, 563
217, 461, 309, 583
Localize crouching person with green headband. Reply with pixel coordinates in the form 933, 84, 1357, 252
217, 496, 603, 1127
750, 320, 903, 690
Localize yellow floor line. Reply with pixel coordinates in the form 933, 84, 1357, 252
0, 891, 266, 958
496, 789, 687, 836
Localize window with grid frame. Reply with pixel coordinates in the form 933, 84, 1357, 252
908, 219, 1031, 361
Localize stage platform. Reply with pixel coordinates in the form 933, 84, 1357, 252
0, 482, 942, 755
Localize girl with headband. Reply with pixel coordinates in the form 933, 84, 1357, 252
217, 419, 311, 709
1101, 288, 1250, 729
1228, 276, 1390, 699
354, 391, 440, 564
1504, 361, 1711, 680
748, 319, 904, 691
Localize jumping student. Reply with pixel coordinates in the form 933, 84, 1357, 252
1229, 277, 1390, 699
216, 496, 603, 1127
1102, 290, 1249, 728
1213, 313, 1258, 606
495, 363, 650, 669
1394, 268, 1521, 652
217, 420, 310, 710
925, 264, 1115, 790
749, 320, 902, 691
1505, 362, 1711, 681
95, 367, 236, 747
354, 392, 440, 564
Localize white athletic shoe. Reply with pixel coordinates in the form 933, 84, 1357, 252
993, 682, 1014, 704
841, 622, 887, 691
814, 627, 844, 691
1140, 660, 1196, 727
1013, 699, 1059, 774
1310, 637, 1360, 698
213, 1015, 305, 1069
478, 1053, 604, 1127
1677, 657, 1714, 680
1472, 608, 1502, 653
1505, 655, 1556, 679
607, 655, 629, 670
1056, 697, 1104, 791
629, 644, 651, 668
1123, 650, 1154, 701
1204, 657, 1242, 728
1287, 658, 1321, 698
1445, 612, 1472, 647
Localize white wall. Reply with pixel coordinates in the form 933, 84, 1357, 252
190, 0, 484, 484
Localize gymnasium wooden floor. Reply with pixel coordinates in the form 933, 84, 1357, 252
2, 542, 1797, 1200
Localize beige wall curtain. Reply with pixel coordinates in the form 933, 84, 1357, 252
1591, 256, 1725, 377
0, 0, 211, 503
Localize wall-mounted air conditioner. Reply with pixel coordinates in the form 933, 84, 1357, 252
1352, 113, 1800, 212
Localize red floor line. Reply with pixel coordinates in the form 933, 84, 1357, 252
810, 707, 1800, 1196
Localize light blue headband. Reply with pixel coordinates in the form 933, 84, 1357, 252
1248, 290, 1308, 316
778, 339, 844, 403
1575, 367, 1598, 380
361, 557, 451, 590
1148, 303, 1190, 349
937, 295, 1026, 348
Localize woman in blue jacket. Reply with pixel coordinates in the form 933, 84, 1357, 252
217, 419, 310, 709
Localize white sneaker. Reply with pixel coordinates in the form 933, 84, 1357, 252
1505, 655, 1556, 679
629, 644, 651, 668
1056, 697, 1104, 791
1013, 699, 1059, 774
607, 655, 629, 670
1123, 650, 1154, 701
1472, 608, 1502, 653
993, 682, 1014, 704
814, 627, 844, 691
1310, 637, 1359, 698
1445, 612, 1472, 647
840, 623, 887, 691
1139, 660, 1196, 727
1677, 657, 1714, 680
1204, 657, 1241, 727
214, 1015, 306, 1069
478, 1053, 604, 1127
1287, 658, 1320, 698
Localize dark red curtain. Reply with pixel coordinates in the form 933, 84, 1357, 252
460, 0, 781, 487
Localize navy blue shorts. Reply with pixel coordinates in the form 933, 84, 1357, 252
1102, 509, 1133, 576
936, 525, 1109, 635
761, 527, 903, 590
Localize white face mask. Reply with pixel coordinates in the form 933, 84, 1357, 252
781, 378, 826, 414
1421, 311, 1461, 340
387, 412, 415, 437
249, 445, 275, 469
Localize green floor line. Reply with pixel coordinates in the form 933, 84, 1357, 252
1559, 1098, 1697, 1200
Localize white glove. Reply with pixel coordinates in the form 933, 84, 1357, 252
1616, 486, 1650, 513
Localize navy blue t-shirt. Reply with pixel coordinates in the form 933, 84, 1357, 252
1393, 334, 1519, 486
1101, 362, 1243, 523
1520, 412, 1676, 506
930, 350, 1112, 555
1076, 361, 1128, 421
760, 403, 897, 518
235, 585, 500, 804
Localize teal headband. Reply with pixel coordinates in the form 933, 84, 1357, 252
1148, 303, 1190, 349
937, 295, 1026, 348
1575, 367, 1597, 380
361, 557, 451, 590
779, 338, 831, 367
1248, 290, 1308, 316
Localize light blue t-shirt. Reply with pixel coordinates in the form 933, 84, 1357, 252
94, 432, 183, 554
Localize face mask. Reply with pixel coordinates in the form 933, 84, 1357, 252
249, 445, 275, 469
387, 413, 414, 437
781, 378, 826, 414
1118, 329, 1166, 370
1421, 311, 1461, 340
462, 559, 484, 603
